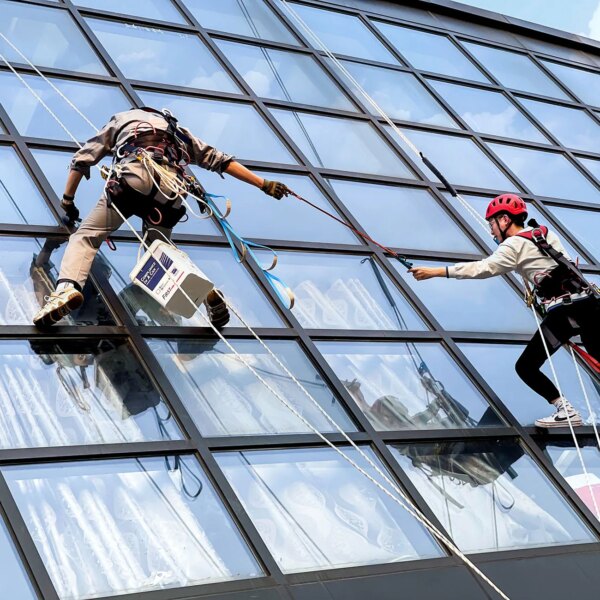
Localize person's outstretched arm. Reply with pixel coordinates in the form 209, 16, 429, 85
224, 161, 288, 199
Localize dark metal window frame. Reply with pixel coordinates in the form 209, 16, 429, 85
0, 0, 599, 598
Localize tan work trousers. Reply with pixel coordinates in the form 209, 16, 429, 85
58, 194, 172, 289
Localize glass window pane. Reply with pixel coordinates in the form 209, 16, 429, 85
150, 338, 354, 436
0, 146, 55, 225
266, 252, 426, 330
0, 236, 114, 326
0, 519, 36, 600
139, 91, 296, 164
337, 60, 457, 127
542, 60, 600, 107
87, 18, 238, 92
0, 72, 132, 142
217, 447, 443, 573
458, 342, 600, 426
0, 0, 107, 75
487, 143, 600, 204
375, 23, 488, 82
430, 80, 548, 143
4, 457, 262, 598
578, 156, 600, 183
545, 205, 600, 262
193, 167, 357, 244
185, 0, 298, 45
100, 242, 282, 328
327, 179, 479, 254
76, 0, 187, 24
390, 259, 534, 334
461, 42, 569, 100
284, 3, 398, 64
444, 192, 584, 261
218, 40, 355, 111
388, 127, 515, 191
390, 440, 594, 553
545, 443, 600, 519
518, 98, 600, 153
271, 109, 414, 177
0, 339, 181, 448
316, 341, 502, 431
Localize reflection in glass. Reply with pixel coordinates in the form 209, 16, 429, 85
391, 258, 534, 334
545, 443, 600, 519
269, 252, 426, 330
546, 205, 600, 262
0, 72, 131, 142
217, 447, 443, 572
578, 156, 600, 184
542, 60, 600, 107
518, 98, 600, 153
0, 519, 36, 599
218, 40, 355, 111
0, 339, 181, 448
4, 457, 262, 599
461, 42, 569, 100
150, 338, 354, 436
388, 127, 515, 190
487, 143, 600, 204
76, 0, 187, 23
375, 23, 488, 82
185, 0, 298, 45
271, 109, 414, 177
0, 146, 54, 225
444, 192, 583, 260
390, 440, 594, 553
459, 342, 600, 427
139, 91, 297, 164
100, 242, 282, 328
87, 18, 238, 92
284, 3, 398, 64
338, 60, 457, 127
328, 180, 478, 254
195, 167, 356, 244
0, 0, 107, 75
316, 341, 501, 430
0, 237, 114, 326
430, 80, 548, 143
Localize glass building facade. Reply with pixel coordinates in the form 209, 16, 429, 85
1, 0, 600, 599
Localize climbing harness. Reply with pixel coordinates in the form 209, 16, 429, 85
0, 38, 516, 600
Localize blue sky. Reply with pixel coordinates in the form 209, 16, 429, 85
453, 0, 600, 41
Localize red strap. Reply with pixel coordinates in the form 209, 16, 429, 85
517, 225, 548, 241
569, 342, 600, 374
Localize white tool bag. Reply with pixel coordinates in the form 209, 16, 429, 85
130, 239, 214, 318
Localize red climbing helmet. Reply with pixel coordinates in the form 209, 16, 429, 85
485, 193, 527, 220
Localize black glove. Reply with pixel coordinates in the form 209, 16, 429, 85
61, 194, 80, 226
261, 179, 289, 200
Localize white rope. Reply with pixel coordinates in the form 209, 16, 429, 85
0, 34, 514, 600
279, 0, 600, 519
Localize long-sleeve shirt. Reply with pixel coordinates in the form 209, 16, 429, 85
447, 227, 570, 286
70, 108, 234, 179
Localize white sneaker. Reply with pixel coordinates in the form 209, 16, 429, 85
535, 398, 583, 428
33, 287, 84, 328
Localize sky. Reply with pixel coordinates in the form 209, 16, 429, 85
453, 0, 600, 41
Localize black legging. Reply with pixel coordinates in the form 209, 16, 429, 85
515, 296, 600, 402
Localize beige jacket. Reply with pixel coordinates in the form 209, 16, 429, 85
70, 108, 234, 195
448, 227, 570, 286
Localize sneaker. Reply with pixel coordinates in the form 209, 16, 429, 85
204, 289, 230, 329
33, 287, 84, 328
535, 398, 583, 428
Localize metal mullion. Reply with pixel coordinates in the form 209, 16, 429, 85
0, 325, 127, 338
473, 541, 600, 564
206, 432, 371, 450
449, 331, 533, 343
0, 441, 193, 465
307, 330, 443, 341
206, 30, 308, 54
139, 326, 296, 339
0, 472, 59, 600
0, 225, 63, 237
6, 0, 65, 8
0, 63, 121, 86
73, 8, 194, 32
378, 427, 518, 443
529, 427, 600, 439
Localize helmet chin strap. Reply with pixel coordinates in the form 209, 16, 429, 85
492, 216, 512, 242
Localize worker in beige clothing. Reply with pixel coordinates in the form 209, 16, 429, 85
409, 193, 599, 428
33, 107, 289, 329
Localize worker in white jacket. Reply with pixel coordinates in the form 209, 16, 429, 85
409, 193, 599, 428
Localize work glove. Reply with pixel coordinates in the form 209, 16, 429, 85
261, 179, 290, 200
61, 194, 81, 226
